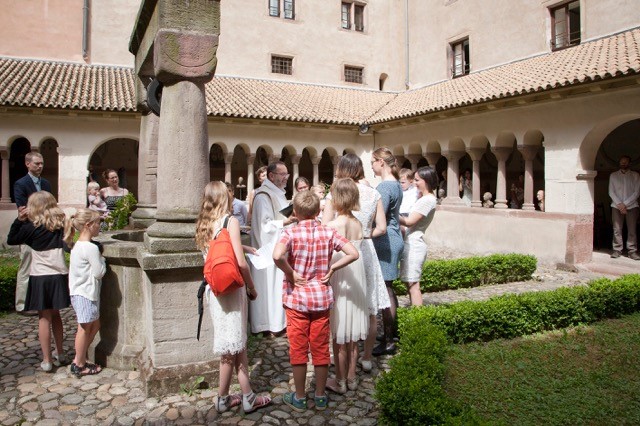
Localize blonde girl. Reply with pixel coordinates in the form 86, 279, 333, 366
195, 181, 271, 414
65, 208, 106, 377
325, 178, 368, 394
7, 191, 70, 372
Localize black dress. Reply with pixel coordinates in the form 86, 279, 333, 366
7, 219, 70, 311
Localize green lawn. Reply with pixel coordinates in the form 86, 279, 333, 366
444, 312, 640, 425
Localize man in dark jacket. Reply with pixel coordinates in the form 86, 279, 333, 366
14, 152, 52, 313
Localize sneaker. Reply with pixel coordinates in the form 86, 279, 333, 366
283, 392, 307, 412
358, 358, 373, 372
40, 361, 52, 372
314, 394, 328, 411
629, 252, 640, 261
611, 251, 622, 258
52, 351, 69, 366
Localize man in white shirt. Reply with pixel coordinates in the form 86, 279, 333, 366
608, 155, 640, 260
249, 161, 297, 334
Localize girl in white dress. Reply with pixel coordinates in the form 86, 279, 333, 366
323, 154, 390, 372
326, 178, 368, 394
399, 167, 439, 306
195, 181, 271, 414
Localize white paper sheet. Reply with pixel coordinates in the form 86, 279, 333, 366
247, 241, 276, 270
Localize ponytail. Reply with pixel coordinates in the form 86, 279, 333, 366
372, 147, 400, 180
63, 208, 101, 249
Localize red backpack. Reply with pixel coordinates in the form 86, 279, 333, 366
204, 216, 245, 296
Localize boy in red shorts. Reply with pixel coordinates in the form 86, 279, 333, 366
273, 190, 359, 411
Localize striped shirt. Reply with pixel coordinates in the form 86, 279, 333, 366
278, 219, 349, 312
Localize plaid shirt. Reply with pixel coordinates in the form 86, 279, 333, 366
279, 219, 349, 312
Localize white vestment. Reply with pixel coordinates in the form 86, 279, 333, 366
249, 179, 288, 333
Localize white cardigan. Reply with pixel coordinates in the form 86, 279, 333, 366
69, 241, 107, 301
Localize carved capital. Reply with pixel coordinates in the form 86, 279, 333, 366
331, 155, 342, 165
290, 155, 302, 165
311, 157, 322, 166
154, 30, 218, 84
224, 153, 234, 164
424, 152, 441, 167
491, 146, 512, 162
441, 150, 465, 163
466, 147, 484, 162
246, 154, 256, 165
517, 145, 539, 161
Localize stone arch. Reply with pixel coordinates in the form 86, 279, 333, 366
299, 147, 317, 186
493, 131, 516, 148
209, 143, 225, 182
89, 138, 139, 193
40, 138, 59, 199
9, 137, 31, 202
342, 148, 356, 155
425, 140, 442, 155
254, 146, 271, 170
579, 113, 640, 172
480, 142, 498, 198
231, 144, 249, 199
592, 118, 640, 249
319, 149, 334, 186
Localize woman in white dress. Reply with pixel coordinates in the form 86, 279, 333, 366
323, 154, 390, 372
195, 181, 271, 414
399, 167, 438, 306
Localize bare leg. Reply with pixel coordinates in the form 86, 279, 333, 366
362, 314, 377, 361
407, 282, 423, 306
219, 354, 235, 397
347, 342, 358, 381
38, 310, 53, 363
235, 350, 252, 395
50, 310, 64, 356
292, 364, 308, 399
73, 323, 90, 367
333, 340, 345, 381
314, 364, 328, 396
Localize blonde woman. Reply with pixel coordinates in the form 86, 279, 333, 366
195, 181, 271, 414
7, 191, 70, 372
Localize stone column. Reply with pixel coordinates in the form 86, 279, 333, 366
311, 157, 321, 185
291, 154, 301, 194
466, 148, 484, 208
131, 111, 159, 228
406, 154, 422, 171
424, 152, 441, 169
269, 154, 281, 164
440, 150, 465, 205
491, 147, 511, 209
0, 149, 11, 203
518, 145, 539, 211
246, 154, 255, 197
224, 153, 233, 183
331, 155, 342, 178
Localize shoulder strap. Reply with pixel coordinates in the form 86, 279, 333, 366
253, 191, 278, 218
213, 215, 231, 240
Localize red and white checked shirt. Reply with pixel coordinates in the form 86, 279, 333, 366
278, 219, 349, 312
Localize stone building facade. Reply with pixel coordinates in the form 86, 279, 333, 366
0, 0, 639, 264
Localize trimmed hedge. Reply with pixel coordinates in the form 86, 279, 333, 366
0, 256, 20, 312
393, 253, 537, 295
398, 274, 640, 343
376, 274, 640, 425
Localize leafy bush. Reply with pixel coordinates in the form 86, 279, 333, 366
378, 274, 640, 424
104, 193, 137, 230
397, 274, 640, 344
393, 253, 537, 296
0, 256, 20, 312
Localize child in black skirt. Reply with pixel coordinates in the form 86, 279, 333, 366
7, 191, 70, 372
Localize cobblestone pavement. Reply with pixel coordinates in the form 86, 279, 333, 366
0, 252, 608, 425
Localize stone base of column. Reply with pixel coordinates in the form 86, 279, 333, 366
92, 230, 218, 397
441, 196, 466, 206
494, 200, 509, 209
0, 198, 11, 204
131, 204, 157, 229
522, 203, 535, 211
144, 219, 199, 254
471, 200, 482, 208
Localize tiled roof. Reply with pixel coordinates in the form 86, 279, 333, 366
368, 27, 640, 123
205, 77, 394, 125
0, 58, 137, 112
0, 27, 638, 124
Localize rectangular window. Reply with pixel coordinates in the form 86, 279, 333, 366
354, 5, 364, 31
344, 66, 363, 84
283, 0, 295, 19
551, 1, 580, 50
272, 56, 293, 75
452, 38, 469, 77
269, 0, 279, 17
341, 3, 351, 29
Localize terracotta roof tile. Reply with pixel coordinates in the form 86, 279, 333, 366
368, 28, 640, 123
0, 58, 136, 112
0, 27, 638, 124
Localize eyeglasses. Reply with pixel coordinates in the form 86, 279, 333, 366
273, 172, 290, 177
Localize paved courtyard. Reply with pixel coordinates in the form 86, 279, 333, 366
0, 252, 623, 425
